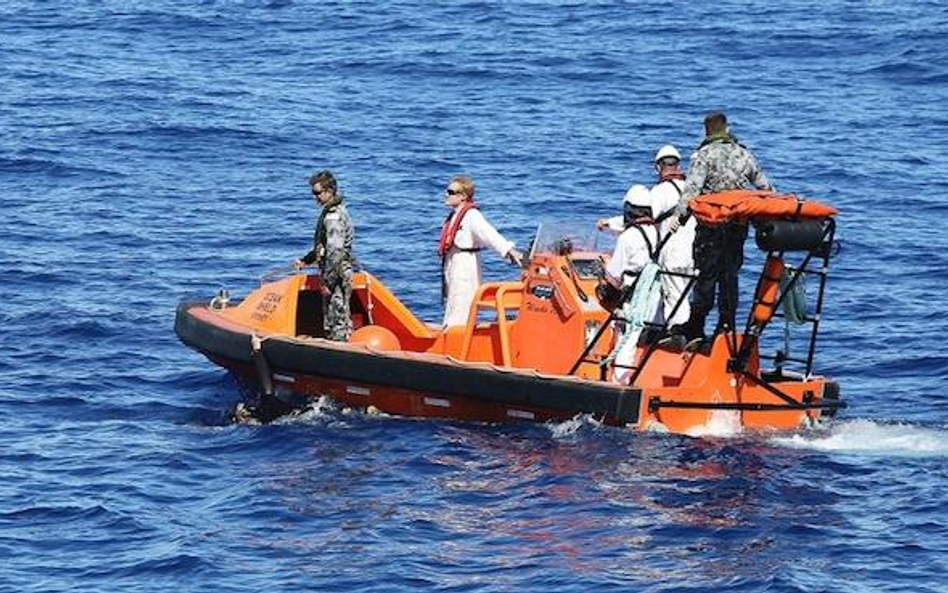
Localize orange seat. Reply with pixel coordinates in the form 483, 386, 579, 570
459, 282, 523, 366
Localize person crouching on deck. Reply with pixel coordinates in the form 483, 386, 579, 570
294, 170, 354, 342
438, 175, 523, 327
598, 184, 662, 384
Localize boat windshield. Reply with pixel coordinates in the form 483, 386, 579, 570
528, 221, 616, 259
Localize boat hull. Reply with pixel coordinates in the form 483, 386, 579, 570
176, 302, 644, 425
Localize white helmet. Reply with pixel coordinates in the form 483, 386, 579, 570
623, 184, 651, 207
654, 144, 681, 163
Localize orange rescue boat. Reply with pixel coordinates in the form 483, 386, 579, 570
175, 191, 844, 434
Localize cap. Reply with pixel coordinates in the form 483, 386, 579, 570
654, 145, 681, 163
623, 184, 651, 207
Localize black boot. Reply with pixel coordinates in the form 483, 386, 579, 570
670, 320, 705, 343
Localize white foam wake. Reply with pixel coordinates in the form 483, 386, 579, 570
272, 395, 338, 424
546, 414, 603, 438
772, 419, 948, 457
684, 410, 744, 438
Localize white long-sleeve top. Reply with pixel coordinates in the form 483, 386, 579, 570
650, 179, 695, 271
442, 207, 514, 327
603, 215, 624, 234
606, 223, 659, 285
650, 179, 695, 325
605, 223, 662, 383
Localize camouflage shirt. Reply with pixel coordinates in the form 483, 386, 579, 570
302, 198, 354, 288
676, 137, 773, 218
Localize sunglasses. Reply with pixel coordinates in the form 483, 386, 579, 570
445, 188, 464, 196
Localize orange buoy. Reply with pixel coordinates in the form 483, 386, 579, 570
752, 255, 785, 325
350, 325, 401, 351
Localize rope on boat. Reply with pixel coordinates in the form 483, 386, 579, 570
603, 261, 663, 368
781, 268, 807, 323
780, 268, 807, 357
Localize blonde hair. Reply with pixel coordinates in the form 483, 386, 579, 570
451, 175, 476, 200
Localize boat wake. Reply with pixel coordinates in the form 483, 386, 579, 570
772, 419, 948, 457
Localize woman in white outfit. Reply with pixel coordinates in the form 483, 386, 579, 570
438, 175, 523, 327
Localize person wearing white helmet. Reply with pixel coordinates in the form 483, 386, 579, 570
654, 144, 681, 164
603, 185, 659, 285
595, 148, 685, 234
596, 184, 651, 234
600, 184, 662, 383
648, 145, 696, 329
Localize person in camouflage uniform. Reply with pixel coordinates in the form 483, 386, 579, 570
296, 170, 354, 341
669, 112, 773, 342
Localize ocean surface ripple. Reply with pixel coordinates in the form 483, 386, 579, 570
3, 2, 948, 592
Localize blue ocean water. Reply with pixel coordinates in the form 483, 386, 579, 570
3, 1, 948, 591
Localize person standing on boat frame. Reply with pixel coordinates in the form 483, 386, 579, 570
295, 170, 354, 341
668, 112, 773, 343
439, 175, 523, 327
648, 144, 695, 329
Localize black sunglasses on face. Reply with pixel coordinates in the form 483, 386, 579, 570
445, 188, 464, 196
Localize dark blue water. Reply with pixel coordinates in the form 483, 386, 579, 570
4, 2, 948, 591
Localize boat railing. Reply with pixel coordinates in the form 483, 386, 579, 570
737, 217, 837, 379
259, 265, 303, 285
572, 216, 838, 391
644, 218, 847, 417
259, 259, 367, 286
610, 268, 698, 383
568, 267, 698, 380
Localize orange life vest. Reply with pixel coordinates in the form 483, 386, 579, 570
438, 202, 478, 257
689, 190, 838, 225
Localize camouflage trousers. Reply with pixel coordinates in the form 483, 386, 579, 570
689, 221, 748, 332
323, 279, 353, 341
